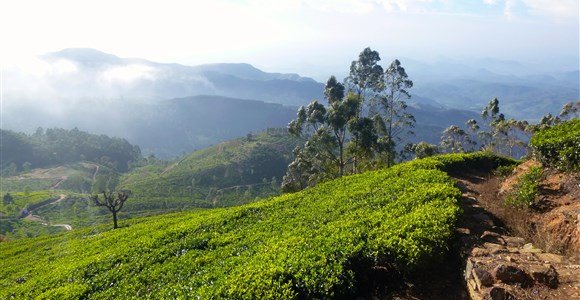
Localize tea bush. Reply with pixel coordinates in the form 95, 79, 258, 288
530, 119, 580, 171
0, 152, 513, 299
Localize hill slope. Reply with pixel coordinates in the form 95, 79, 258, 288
120, 131, 300, 211
0, 153, 514, 299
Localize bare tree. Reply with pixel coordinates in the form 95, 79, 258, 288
91, 190, 131, 229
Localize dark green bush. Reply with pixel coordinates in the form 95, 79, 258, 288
530, 119, 580, 171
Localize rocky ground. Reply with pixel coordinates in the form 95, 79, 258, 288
455, 167, 580, 300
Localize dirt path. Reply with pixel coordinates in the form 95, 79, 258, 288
91, 164, 100, 182
453, 172, 580, 300
49, 176, 68, 190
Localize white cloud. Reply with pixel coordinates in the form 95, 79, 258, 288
100, 65, 155, 84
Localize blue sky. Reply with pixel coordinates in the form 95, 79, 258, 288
1, 0, 578, 78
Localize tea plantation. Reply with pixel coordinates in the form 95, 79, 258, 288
0, 153, 513, 299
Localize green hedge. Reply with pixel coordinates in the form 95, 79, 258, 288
530, 119, 580, 171
0, 153, 512, 299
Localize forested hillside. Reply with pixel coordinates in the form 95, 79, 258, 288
0, 128, 141, 173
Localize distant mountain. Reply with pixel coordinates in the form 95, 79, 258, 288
4, 48, 577, 156
131, 95, 299, 156
398, 57, 579, 120
191, 63, 316, 82
39, 48, 324, 105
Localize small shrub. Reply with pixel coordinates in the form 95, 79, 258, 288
494, 164, 516, 178
530, 119, 580, 172
505, 166, 543, 208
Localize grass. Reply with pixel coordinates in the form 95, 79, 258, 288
0, 152, 513, 299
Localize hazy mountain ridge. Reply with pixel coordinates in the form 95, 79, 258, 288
38, 48, 324, 104
4, 48, 577, 156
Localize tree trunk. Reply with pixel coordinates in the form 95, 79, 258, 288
112, 210, 118, 229
339, 144, 344, 177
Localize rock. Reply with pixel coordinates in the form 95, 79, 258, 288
473, 267, 494, 290
483, 242, 506, 251
493, 264, 532, 287
505, 256, 515, 263
484, 242, 507, 254
528, 265, 559, 288
465, 259, 475, 281
485, 286, 514, 300
503, 236, 526, 247
471, 247, 491, 257
534, 252, 563, 264
481, 231, 506, 245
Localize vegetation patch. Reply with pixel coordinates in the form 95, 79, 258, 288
120, 132, 299, 209
0, 153, 511, 299
530, 119, 580, 172
505, 166, 543, 208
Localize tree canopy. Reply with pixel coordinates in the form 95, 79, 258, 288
283, 48, 416, 191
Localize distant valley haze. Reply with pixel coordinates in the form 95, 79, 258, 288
1, 0, 578, 156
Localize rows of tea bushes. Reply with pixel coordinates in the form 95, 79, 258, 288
0, 152, 513, 299
530, 119, 580, 171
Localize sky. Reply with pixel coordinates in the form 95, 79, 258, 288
0, 0, 578, 78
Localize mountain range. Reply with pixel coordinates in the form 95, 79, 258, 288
3, 48, 577, 156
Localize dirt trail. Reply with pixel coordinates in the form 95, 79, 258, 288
49, 176, 68, 190
453, 172, 580, 300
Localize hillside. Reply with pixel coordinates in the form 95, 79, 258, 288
0, 153, 514, 299
0, 128, 141, 173
120, 131, 300, 210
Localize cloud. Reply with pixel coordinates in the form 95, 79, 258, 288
99, 64, 156, 84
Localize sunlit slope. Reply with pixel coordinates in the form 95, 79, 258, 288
120, 132, 299, 210
0, 153, 514, 299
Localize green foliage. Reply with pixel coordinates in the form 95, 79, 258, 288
412, 142, 439, 159
0, 219, 67, 239
530, 119, 580, 171
0, 190, 59, 216
285, 48, 417, 190
120, 132, 299, 210
505, 166, 543, 208
466, 98, 531, 158
493, 164, 517, 178
0, 153, 512, 299
0, 127, 141, 173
